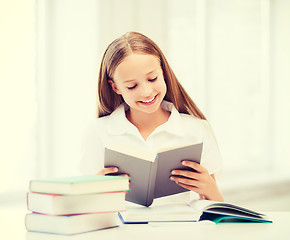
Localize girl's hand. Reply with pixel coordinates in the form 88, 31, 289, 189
170, 161, 224, 202
97, 167, 129, 178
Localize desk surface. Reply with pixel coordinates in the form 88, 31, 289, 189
2, 204, 290, 240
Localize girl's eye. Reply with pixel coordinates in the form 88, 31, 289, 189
127, 85, 137, 90
148, 77, 157, 82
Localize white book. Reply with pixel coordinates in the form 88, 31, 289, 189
26, 229, 116, 240
29, 175, 129, 195
119, 200, 272, 224
119, 202, 201, 223
25, 212, 120, 235
27, 191, 126, 215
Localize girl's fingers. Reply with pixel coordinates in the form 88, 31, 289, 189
97, 167, 118, 175
174, 182, 202, 194
98, 167, 130, 179
119, 174, 130, 178
171, 170, 199, 179
181, 161, 208, 174
170, 175, 200, 188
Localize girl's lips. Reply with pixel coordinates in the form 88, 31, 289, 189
139, 95, 157, 105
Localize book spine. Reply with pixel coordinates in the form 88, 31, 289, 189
26, 192, 30, 211
146, 156, 158, 207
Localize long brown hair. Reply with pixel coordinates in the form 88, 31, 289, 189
97, 32, 206, 120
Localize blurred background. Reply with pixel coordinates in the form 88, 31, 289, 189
1, 0, 290, 211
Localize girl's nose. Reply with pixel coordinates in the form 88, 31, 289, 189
140, 82, 153, 97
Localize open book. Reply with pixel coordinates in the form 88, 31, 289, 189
119, 200, 272, 224
104, 142, 203, 206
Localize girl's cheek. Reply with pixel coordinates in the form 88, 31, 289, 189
128, 91, 139, 100
157, 80, 167, 91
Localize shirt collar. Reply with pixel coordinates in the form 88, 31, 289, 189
107, 100, 185, 137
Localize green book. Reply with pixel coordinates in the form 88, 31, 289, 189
196, 200, 273, 224
29, 175, 130, 195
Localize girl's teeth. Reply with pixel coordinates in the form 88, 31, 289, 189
142, 96, 155, 103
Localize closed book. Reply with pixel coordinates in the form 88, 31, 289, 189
26, 230, 113, 240
25, 212, 120, 235
105, 142, 203, 206
29, 175, 129, 195
27, 191, 126, 215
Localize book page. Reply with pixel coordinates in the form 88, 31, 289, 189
189, 200, 220, 212
121, 202, 201, 222
108, 142, 156, 162
189, 200, 264, 217
157, 142, 201, 153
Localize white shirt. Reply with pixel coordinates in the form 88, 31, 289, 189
80, 100, 222, 203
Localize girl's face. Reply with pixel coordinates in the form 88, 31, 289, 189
110, 53, 167, 115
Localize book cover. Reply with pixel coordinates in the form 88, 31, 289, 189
27, 191, 127, 215
25, 212, 120, 235
29, 175, 130, 195
193, 200, 272, 223
105, 142, 203, 206
26, 229, 115, 240
199, 211, 272, 224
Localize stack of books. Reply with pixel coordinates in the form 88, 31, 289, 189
25, 175, 130, 239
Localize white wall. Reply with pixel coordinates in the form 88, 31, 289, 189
1, 0, 290, 198
35, 0, 100, 178
0, 0, 36, 193
37, 0, 290, 182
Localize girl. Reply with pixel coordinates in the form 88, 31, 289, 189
81, 32, 224, 202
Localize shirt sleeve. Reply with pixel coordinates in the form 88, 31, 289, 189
79, 120, 104, 175
200, 120, 223, 175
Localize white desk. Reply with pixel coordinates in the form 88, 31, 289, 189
1, 205, 290, 240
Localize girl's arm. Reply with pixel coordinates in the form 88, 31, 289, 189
170, 161, 224, 202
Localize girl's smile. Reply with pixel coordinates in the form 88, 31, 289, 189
139, 94, 157, 105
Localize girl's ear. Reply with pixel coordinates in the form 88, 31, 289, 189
108, 80, 121, 94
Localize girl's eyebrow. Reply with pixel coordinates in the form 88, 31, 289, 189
123, 79, 135, 83
146, 70, 156, 75
123, 70, 157, 83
